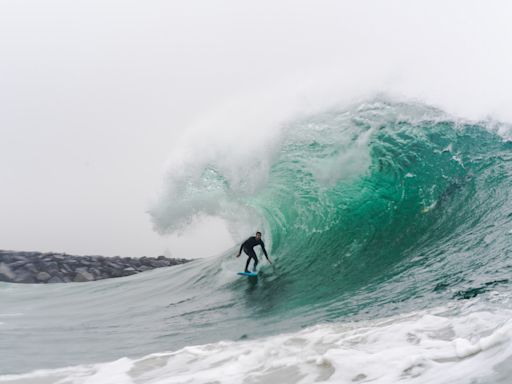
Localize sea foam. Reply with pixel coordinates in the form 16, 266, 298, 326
2, 301, 511, 384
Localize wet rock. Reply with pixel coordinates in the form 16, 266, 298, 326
8, 260, 28, 269
36, 271, 52, 282
106, 261, 122, 269
109, 269, 124, 278
24, 263, 39, 274
73, 270, 94, 282
122, 267, 137, 275
148, 259, 163, 268
89, 267, 101, 277
0, 263, 14, 281
14, 273, 36, 284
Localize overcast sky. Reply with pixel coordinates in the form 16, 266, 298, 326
1, 1, 512, 258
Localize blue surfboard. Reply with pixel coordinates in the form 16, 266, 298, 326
237, 271, 258, 277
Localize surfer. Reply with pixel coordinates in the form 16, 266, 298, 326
236, 231, 272, 272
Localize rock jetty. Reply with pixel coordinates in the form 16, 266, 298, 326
0, 250, 190, 284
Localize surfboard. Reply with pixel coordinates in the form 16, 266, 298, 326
237, 271, 258, 277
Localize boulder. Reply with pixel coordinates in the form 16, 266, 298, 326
148, 260, 161, 268
73, 271, 95, 282
8, 260, 28, 269
122, 267, 137, 275
13, 273, 36, 283
36, 272, 52, 282
108, 269, 124, 278
130, 259, 141, 267
45, 261, 59, 271
59, 264, 72, 273
106, 261, 122, 269
24, 263, 39, 274
0, 263, 14, 281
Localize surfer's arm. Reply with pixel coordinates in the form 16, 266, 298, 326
237, 240, 246, 257
260, 242, 271, 263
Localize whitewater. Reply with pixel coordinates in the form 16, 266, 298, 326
2, 100, 512, 383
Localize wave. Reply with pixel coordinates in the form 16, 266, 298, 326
4, 100, 512, 375
151, 100, 512, 312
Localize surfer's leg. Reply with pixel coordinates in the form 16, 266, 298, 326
253, 255, 259, 272
244, 248, 256, 272
244, 256, 252, 273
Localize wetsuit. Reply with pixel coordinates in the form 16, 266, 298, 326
239, 236, 268, 272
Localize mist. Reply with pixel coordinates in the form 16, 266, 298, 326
1, 0, 512, 258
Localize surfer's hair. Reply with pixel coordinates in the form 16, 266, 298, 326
256, 231, 262, 235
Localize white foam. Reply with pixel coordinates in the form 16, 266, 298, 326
3, 302, 512, 384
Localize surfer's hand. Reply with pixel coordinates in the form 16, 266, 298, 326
236, 253, 240, 258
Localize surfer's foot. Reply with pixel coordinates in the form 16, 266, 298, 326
245, 270, 249, 273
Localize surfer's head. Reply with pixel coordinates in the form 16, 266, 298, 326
255, 231, 262, 240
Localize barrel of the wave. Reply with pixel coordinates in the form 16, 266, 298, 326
225, 103, 512, 321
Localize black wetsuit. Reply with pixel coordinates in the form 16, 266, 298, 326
239, 236, 268, 272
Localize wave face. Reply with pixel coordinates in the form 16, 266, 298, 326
153, 100, 512, 314
3, 101, 512, 379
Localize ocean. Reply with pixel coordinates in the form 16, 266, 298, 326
2, 100, 512, 383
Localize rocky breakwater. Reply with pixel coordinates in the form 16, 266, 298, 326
0, 250, 190, 284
